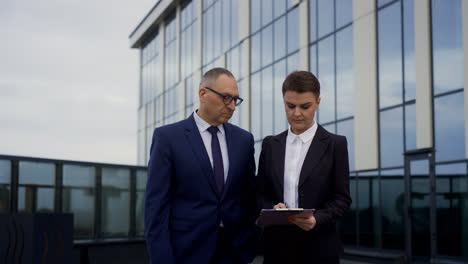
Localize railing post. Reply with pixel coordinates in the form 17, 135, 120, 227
10, 160, 19, 213
55, 163, 63, 213
95, 166, 102, 238
130, 168, 137, 238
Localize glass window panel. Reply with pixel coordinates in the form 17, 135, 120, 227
335, 0, 352, 28
380, 168, 405, 249
273, 16, 287, 61
336, 26, 354, 119
136, 170, 147, 236
262, 66, 274, 137
251, 72, 262, 140
322, 123, 335, 134
262, 0, 273, 26
309, 0, 317, 43
274, 0, 287, 19
435, 163, 468, 256
337, 119, 354, 172
340, 175, 357, 245
214, 1, 222, 56
222, 0, 230, 52
0, 160, 10, 213
274, 59, 288, 134
380, 107, 404, 168
357, 171, 379, 248
0, 160, 10, 184
318, 0, 334, 38
231, 0, 238, 47
403, 0, 415, 102
18, 161, 55, 212
101, 168, 130, 237
318, 36, 335, 124
434, 93, 465, 162
309, 44, 317, 75
19, 161, 55, 185
287, 8, 299, 54
405, 103, 416, 151
251, 0, 261, 33
262, 24, 274, 67
63, 165, 95, 238
251, 33, 261, 73
378, 0, 394, 7
432, 0, 463, 94
378, 2, 403, 108
287, 52, 299, 73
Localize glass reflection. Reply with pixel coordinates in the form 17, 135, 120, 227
432, 0, 463, 94
434, 93, 465, 162
378, 1, 402, 109
405, 103, 416, 151
273, 16, 286, 61
340, 175, 357, 245
381, 169, 405, 250
274, 59, 287, 134
18, 161, 55, 213
287, 8, 299, 54
251, 72, 262, 139
335, 0, 352, 28
262, 24, 273, 67
101, 168, 130, 237
435, 163, 468, 257
403, 0, 415, 102
0, 160, 10, 213
262, 66, 274, 137
357, 171, 380, 248
318, 36, 335, 124
336, 26, 354, 119
136, 170, 147, 236
318, 0, 334, 38
380, 107, 403, 168
337, 119, 354, 172
63, 164, 95, 237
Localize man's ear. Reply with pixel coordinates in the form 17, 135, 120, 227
199, 88, 206, 101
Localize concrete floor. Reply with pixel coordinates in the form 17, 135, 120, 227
251, 256, 373, 264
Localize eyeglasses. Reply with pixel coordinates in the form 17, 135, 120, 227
204, 86, 244, 106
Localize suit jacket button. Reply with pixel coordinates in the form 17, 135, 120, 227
299, 192, 304, 197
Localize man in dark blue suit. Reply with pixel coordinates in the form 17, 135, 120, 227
145, 68, 258, 264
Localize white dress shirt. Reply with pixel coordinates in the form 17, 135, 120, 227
283, 122, 318, 208
194, 111, 229, 182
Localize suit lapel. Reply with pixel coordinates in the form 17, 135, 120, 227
272, 131, 287, 198
184, 114, 219, 197
298, 125, 330, 187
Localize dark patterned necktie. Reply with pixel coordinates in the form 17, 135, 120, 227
207, 126, 224, 194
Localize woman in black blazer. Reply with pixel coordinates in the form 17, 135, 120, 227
256, 71, 352, 264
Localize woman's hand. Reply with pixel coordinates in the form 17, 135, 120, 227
273, 203, 287, 209
289, 215, 316, 231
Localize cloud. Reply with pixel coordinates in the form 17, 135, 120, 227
0, 0, 155, 165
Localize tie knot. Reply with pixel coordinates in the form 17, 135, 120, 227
207, 126, 219, 135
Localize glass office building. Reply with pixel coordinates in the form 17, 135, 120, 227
130, 0, 468, 262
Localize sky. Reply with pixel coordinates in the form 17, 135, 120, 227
0, 0, 156, 165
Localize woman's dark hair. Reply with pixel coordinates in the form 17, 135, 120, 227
282, 71, 320, 98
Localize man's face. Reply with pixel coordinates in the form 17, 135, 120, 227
283, 91, 320, 135
199, 74, 238, 126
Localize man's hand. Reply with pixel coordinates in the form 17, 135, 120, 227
289, 215, 316, 231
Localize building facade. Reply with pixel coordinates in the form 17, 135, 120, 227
130, 0, 468, 262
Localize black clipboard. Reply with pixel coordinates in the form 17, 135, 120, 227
256, 208, 316, 227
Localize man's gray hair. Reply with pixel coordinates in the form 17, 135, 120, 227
199, 68, 235, 89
